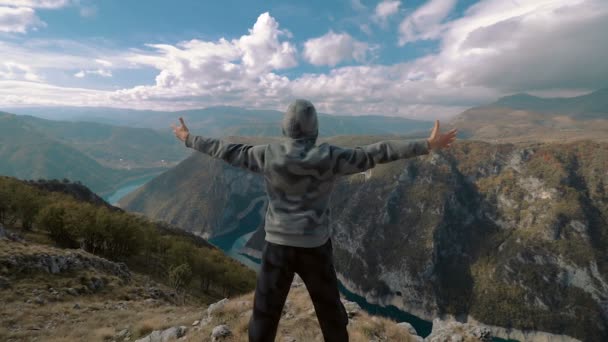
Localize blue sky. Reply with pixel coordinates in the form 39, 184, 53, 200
0, 0, 606, 119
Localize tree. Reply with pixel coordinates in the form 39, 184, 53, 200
169, 263, 192, 304
36, 203, 79, 248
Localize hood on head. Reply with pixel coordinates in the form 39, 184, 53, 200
282, 99, 318, 142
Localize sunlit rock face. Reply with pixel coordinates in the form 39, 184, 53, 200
122, 139, 608, 341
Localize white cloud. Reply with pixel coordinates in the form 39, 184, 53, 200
0, 61, 42, 81
113, 12, 297, 105
398, 0, 457, 45
0, 6, 45, 33
0, 39, 137, 71
303, 31, 369, 66
373, 0, 401, 25
1, 3, 607, 121
0, 0, 69, 9
434, 0, 608, 92
74, 68, 112, 78
0, 80, 111, 107
236, 12, 297, 74
95, 59, 112, 67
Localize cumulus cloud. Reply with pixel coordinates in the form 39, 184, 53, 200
434, 0, 608, 92
373, 0, 401, 25
0, 0, 71, 33
236, 12, 297, 74
303, 31, 369, 66
0, 6, 45, 33
1, 2, 607, 120
113, 12, 296, 106
398, 0, 457, 45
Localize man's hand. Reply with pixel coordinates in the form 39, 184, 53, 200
426, 120, 457, 151
171, 117, 190, 142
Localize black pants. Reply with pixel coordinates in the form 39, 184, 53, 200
248, 239, 349, 342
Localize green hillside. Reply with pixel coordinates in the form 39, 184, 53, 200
13, 114, 189, 168
0, 113, 167, 196
0, 175, 255, 299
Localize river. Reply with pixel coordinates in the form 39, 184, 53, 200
109, 179, 515, 341
103, 174, 160, 205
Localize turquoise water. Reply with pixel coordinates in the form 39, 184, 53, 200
337, 281, 433, 337
208, 199, 265, 270
104, 174, 160, 205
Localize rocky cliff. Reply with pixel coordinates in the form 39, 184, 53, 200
121, 138, 608, 341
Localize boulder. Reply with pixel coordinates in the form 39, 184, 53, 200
135, 325, 187, 342
205, 298, 228, 318
211, 324, 231, 341
425, 318, 491, 342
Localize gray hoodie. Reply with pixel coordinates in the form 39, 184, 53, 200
185, 99, 430, 248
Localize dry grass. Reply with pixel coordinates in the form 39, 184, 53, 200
183, 286, 418, 342
0, 234, 419, 342
0, 296, 204, 342
1, 272, 417, 342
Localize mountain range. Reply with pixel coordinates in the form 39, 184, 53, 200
3, 89, 608, 341
450, 88, 608, 143
3, 105, 434, 137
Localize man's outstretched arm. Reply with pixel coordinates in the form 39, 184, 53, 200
171, 117, 266, 173
330, 120, 457, 176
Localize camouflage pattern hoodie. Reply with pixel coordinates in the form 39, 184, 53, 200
185, 99, 431, 248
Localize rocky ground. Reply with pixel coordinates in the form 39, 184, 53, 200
0, 226, 492, 341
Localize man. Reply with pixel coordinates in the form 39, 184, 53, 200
172, 99, 457, 342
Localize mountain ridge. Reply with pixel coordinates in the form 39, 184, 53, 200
120, 138, 608, 341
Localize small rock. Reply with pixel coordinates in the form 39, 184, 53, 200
283, 336, 296, 342
340, 299, 361, 318
192, 320, 200, 326
65, 287, 78, 296
73, 303, 81, 309
116, 328, 130, 339
211, 324, 231, 341
135, 326, 187, 342
206, 298, 228, 317
34, 296, 45, 305
160, 326, 187, 341
87, 277, 104, 292
396, 322, 418, 336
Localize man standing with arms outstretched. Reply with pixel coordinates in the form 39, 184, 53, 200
172, 99, 457, 342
